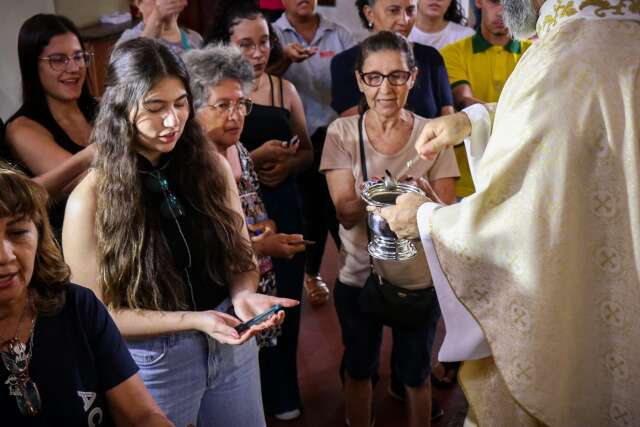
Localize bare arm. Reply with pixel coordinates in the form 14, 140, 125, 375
5, 118, 94, 199
325, 169, 366, 230
430, 177, 457, 205
62, 172, 248, 343
452, 84, 484, 111
284, 79, 313, 174
106, 374, 173, 427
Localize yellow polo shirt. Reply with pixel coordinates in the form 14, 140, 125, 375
441, 33, 532, 197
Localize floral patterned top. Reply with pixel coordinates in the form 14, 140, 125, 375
236, 142, 280, 347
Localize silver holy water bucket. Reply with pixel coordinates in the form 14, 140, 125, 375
360, 181, 426, 261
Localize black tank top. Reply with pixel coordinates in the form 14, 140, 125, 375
6, 100, 97, 233
239, 75, 303, 235
138, 155, 229, 311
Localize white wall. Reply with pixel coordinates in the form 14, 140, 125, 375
54, 0, 128, 27
318, 0, 370, 42
0, 0, 55, 121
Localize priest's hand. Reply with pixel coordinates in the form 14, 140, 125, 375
371, 192, 431, 240
416, 112, 472, 160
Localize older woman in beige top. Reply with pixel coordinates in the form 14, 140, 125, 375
320, 31, 457, 427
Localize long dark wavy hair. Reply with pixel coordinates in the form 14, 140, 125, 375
204, 0, 284, 66
0, 164, 68, 315
16, 14, 94, 112
92, 38, 255, 311
443, 0, 468, 25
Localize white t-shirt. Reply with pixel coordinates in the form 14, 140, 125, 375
409, 21, 475, 50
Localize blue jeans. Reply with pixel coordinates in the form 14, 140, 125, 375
127, 313, 265, 426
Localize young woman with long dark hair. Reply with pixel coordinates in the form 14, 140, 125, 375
62, 38, 296, 427
5, 14, 97, 235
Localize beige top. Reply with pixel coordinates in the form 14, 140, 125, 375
320, 112, 459, 288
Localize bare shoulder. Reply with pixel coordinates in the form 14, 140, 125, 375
281, 77, 300, 110
5, 116, 53, 147
65, 169, 97, 219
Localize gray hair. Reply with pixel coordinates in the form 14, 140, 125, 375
182, 43, 255, 111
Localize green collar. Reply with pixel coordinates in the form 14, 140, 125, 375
471, 31, 522, 54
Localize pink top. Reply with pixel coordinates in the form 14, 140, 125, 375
259, 0, 284, 10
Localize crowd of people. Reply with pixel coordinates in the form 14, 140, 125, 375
2, 0, 637, 426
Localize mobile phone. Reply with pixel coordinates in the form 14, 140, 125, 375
235, 304, 284, 334
281, 135, 299, 149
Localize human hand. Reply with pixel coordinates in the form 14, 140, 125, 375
248, 219, 277, 237
189, 310, 249, 344
369, 192, 431, 240
283, 43, 318, 63
253, 233, 306, 259
257, 161, 291, 187
231, 291, 299, 327
252, 140, 296, 167
154, 0, 188, 20
415, 112, 472, 160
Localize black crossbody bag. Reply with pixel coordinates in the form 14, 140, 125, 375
356, 114, 437, 330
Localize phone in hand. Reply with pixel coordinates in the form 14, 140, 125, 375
281, 135, 299, 149
235, 304, 284, 334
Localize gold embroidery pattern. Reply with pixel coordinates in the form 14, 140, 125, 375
537, 0, 640, 36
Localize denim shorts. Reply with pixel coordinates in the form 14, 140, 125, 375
334, 279, 440, 388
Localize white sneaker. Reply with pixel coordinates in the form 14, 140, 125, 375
274, 409, 301, 421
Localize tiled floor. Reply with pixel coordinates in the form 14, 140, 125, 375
267, 238, 468, 427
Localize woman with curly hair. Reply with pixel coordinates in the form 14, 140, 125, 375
409, 0, 474, 49
0, 166, 172, 426
62, 38, 296, 426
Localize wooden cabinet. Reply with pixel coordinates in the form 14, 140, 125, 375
80, 21, 135, 97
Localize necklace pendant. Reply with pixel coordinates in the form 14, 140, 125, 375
8, 339, 26, 358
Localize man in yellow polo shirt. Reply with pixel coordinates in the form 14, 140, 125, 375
441, 0, 532, 197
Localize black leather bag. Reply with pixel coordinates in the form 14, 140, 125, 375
355, 114, 437, 330
358, 272, 436, 330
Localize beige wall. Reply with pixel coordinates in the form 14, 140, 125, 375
0, 0, 55, 121
54, 0, 128, 27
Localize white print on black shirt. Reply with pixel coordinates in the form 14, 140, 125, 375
77, 391, 104, 426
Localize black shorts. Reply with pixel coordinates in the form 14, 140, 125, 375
333, 279, 440, 387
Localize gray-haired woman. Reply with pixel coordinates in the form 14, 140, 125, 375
182, 43, 307, 408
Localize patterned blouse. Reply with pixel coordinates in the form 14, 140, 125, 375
236, 142, 280, 347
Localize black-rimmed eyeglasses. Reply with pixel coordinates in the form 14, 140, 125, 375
359, 70, 412, 87
38, 51, 93, 71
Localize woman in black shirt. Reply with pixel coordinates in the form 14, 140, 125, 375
0, 166, 171, 426
5, 14, 97, 235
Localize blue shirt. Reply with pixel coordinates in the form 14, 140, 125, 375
330, 42, 454, 118
273, 14, 355, 136
0, 284, 139, 426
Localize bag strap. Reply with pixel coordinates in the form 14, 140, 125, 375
358, 113, 368, 182
358, 113, 382, 281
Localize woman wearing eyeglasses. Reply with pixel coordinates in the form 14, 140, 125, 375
0, 166, 173, 425
330, 0, 454, 119
205, 2, 312, 421
321, 32, 458, 427
4, 14, 97, 238
62, 38, 297, 426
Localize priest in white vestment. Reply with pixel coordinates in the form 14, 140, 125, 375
377, 0, 640, 425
